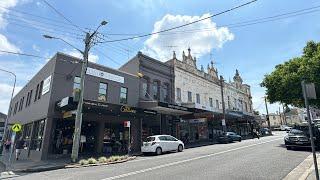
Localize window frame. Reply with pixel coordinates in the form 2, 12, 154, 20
98, 82, 108, 102
120, 87, 128, 104
187, 91, 192, 102
196, 93, 200, 104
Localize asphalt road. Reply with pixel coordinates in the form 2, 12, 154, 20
15, 131, 311, 180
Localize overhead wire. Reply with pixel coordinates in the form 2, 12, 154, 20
0, 50, 48, 59
100, 0, 257, 43
42, 0, 86, 33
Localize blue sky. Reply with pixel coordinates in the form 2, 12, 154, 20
0, 0, 320, 114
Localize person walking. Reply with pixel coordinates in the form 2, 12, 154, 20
253, 129, 260, 139
15, 137, 25, 160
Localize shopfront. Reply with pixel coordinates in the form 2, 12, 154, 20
54, 98, 157, 156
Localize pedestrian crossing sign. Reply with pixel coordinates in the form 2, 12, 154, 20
12, 123, 22, 132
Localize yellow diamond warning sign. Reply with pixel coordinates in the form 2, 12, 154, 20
12, 123, 22, 132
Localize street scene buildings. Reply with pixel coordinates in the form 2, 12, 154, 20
4, 49, 255, 161
1, 1, 320, 180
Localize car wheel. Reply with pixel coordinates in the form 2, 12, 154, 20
286, 146, 291, 150
239, 138, 242, 142
156, 147, 162, 155
178, 144, 183, 152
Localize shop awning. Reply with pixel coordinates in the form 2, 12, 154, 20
139, 101, 192, 116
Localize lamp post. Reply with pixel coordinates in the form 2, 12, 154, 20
264, 96, 272, 135
0, 68, 16, 154
44, 20, 107, 162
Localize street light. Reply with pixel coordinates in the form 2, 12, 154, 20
0, 68, 16, 153
44, 20, 107, 162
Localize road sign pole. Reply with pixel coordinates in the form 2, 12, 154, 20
7, 131, 16, 171
302, 80, 319, 180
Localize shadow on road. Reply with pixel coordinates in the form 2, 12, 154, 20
277, 143, 313, 152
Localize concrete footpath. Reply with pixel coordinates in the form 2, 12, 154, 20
283, 152, 320, 180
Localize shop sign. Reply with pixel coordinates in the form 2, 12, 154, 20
84, 101, 109, 108
59, 97, 70, 108
189, 118, 206, 124
222, 119, 226, 126
86, 67, 124, 84
120, 106, 137, 113
63, 110, 76, 119
42, 75, 52, 95
124, 121, 130, 127
167, 104, 188, 111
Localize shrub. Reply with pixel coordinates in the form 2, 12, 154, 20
79, 159, 89, 165
98, 156, 108, 163
88, 157, 97, 164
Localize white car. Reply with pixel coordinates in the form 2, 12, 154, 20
141, 135, 184, 155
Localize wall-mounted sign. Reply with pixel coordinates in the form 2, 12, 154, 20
86, 67, 124, 84
12, 123, 22, 132
42, 75, 52, 95
124, 121, 130, 127
120, 106, 137, 113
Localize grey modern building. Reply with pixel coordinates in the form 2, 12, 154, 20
5, 52, 156, 161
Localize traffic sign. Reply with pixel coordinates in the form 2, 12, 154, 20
11, 123, 22, 132
124, 121, 130, 127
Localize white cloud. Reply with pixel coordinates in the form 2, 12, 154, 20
142, 13, 234, 61
0, 0, 18, 28
0, 34, 20, 54
65, 49, 99, 63
32, 44, 40, 52
0, 83, 22, 114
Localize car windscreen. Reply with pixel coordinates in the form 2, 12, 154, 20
289, 129, 306, 136
145, 137, 155, 142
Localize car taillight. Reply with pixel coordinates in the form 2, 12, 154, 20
151, 142, 157, 146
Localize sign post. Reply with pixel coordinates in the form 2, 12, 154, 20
7, 123, 22, 170
124, 121, 131, 155
301, 81, 319, 180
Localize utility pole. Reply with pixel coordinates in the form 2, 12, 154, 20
45, 20, 108, 162
279, 106, 282, 125
264, 96, 272, 134
70, 32, 90, 162
301, 80, 319, 180
282, 104, 287, 125
220, 75, 227, 132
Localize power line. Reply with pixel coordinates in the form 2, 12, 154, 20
93, 48, 122, 66
42, 0, 86, 33
102, 4, 320, 38
0, 50, 47, 59
100, 0, 257, 43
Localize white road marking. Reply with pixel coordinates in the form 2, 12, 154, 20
101, 137, 283, 180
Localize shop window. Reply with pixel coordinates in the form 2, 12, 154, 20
209, 98, 213, 107
152, 81, 160, 100
162, 83, 169, 102
38, 81, 44, 100
196, 94, 200, 104
73, 76, 81, 101
176, 88, 181, 101
216, 100, 219, 109
31, 119, 45, 151
187, 91, 192, 102
23, 123, 33, 149
142, 81, 148, 98
98, 82, 108, 101
120, 87, 128, 104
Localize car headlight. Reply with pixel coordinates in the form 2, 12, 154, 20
284, 136, 289, 141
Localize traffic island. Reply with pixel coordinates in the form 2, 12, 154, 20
65, 155, 136, 168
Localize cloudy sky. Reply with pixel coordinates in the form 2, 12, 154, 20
0, 0, 320, 115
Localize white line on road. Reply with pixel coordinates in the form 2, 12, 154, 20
101, 137, 283, 180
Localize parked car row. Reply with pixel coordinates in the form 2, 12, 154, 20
217, 132, 242, 143
284, 124, 320, 150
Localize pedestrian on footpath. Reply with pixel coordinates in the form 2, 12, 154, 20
4, 139, 11, 152
15, 137, 25, 160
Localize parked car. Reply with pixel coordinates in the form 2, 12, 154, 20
280, 125, 289, 131
284, 126, 320, 150
141, 135, 184, 155
217, 132, 242, 143
259, 128, 271, 135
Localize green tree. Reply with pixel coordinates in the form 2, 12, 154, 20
261, 41, 320, 108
